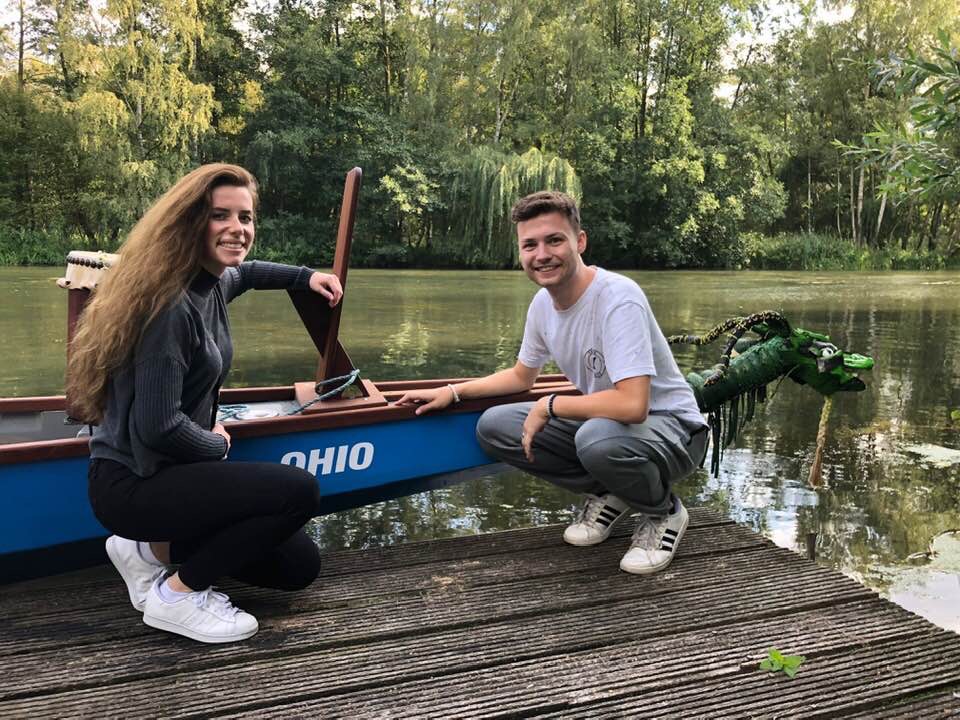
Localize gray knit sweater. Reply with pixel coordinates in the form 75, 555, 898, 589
90, 261, 314, 476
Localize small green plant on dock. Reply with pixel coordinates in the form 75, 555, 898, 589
759, 648, 805, 678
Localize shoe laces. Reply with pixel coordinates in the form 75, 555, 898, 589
193, 587, 240, 619
629, 514, 667, 551
576, 494, 610, 526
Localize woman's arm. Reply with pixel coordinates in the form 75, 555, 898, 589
133, 355, 229, 462
221, 261, 342, 305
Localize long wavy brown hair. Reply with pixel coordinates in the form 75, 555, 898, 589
66, 164, 258, 423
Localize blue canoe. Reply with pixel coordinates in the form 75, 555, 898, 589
0, 374, 574, 584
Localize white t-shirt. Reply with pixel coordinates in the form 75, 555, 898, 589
518, 267, 706, 429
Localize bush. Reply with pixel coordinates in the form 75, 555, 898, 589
0, 226, 101, 265
361, 242, 409, 267
746, 232, 960, 270
746, 232, 861, 270
253, 213, 334, 266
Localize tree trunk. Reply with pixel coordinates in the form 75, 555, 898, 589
856, 163, 865, 246
731, 45, 753, 110
494, 77, 506, 143
335, 16, 342, 105
928, 201, 944, 252
640, 7, 651, 138
379, 0, 391, 116
849, 168, 858, 245
836, 162, 842, 238
875, 188, 887, 247
807, 154, 812, 234
18, 0, 25, 91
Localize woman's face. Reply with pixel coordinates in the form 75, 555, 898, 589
201, 185, 255, 276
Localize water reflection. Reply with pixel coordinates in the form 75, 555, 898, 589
2, 267, 958, 631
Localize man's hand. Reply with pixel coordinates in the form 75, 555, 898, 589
309, 272, 343, 307
395, 386, 457, 415
521, 396, 550, 462
212, 422, 231, 458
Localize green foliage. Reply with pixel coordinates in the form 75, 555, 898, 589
2, 0, 959, 269
254, 213, 334, 267
747, 233, 864, 270
862, 33, 960, 202
446, 147, 581, 267
0, 226, 106, 265
747, 232, 960, 270
759, 648, 805, 678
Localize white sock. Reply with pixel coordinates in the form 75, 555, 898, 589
138, 541, 165, 567
157, 578, 192, 604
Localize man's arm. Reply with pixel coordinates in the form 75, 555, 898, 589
396, 361, 540, 415
519, 375, 650, 462
545, 376, 650, 424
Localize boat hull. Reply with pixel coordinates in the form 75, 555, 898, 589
0, 377, 575, 583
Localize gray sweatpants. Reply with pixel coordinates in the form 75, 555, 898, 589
475, 402, 709, 515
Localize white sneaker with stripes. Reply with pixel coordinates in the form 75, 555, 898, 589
105, 535, 168, 612
619, 499, 689, 575
563, 493, 632, 546
143, 578, 259, 643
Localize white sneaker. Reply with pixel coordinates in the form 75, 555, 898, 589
105, 535, 167, 612
620, 499, 689, 575
143, 579, 259, 643
563, 493, 632, 546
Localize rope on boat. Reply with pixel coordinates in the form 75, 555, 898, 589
218, 368, 362, 420
291, 369, 362, 414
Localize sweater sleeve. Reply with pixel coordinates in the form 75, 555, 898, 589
131, 305, 227, 462
220, 261, 314, 303
133, 356, 228, 462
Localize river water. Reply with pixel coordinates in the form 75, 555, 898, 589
2, 266, 959, 631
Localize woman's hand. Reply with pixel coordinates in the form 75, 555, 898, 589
213, 423, 231, 458
309, 272, 343, 307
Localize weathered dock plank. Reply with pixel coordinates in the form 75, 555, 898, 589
0, 516, 754, 656
0, 507, 726, 621
1, 551, 870, 704
844, 689, 960, 718
1, 506, 958, 720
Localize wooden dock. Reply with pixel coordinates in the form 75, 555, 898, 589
2, 507, 959, 718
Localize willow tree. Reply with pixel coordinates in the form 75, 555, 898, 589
66, 0, 214, 235
446, 146, 581, 267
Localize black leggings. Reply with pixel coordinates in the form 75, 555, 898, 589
88, 458, 322, 591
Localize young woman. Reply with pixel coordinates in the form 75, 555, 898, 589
68, 164, 342, 643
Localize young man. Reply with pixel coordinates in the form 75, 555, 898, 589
397, 191, 708, 574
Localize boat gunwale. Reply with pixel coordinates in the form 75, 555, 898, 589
0, 377, 577, 465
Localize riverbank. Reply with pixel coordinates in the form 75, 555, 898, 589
1, 228, 957, 271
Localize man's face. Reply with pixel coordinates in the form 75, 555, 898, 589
516, 211, 586, 289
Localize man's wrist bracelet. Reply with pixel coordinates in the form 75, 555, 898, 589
447, 384, 461, 404
547, 393, 558, 420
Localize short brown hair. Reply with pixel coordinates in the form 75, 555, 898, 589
510, 191, 581, 233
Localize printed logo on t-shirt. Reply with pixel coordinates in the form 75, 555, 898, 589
584, 348, 606, 378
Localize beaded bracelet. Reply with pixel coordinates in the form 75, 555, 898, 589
547, 393, 558, 420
